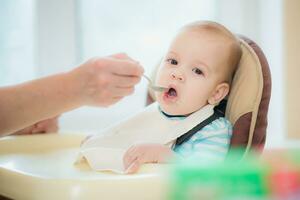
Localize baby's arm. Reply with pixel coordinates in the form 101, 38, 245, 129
123, 143, 176, 174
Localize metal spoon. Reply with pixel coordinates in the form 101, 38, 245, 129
142, 74, 168, 92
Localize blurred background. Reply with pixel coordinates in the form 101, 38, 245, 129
0, 0, 298, 148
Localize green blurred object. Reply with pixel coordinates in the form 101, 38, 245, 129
169, 150, 269, 200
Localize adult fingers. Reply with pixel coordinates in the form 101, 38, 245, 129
108, 96, 124, 105
96, 96, 124, 107
111, 74, 141, 88
110, 86, 135, 97
106, 58, 144, 77
110, 53, 134, 61
13, 125, 35, 135
34, 118, 59, 133
107, 74, 141, 87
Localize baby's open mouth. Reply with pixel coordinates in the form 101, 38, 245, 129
167, 88, 177, 97
163, 87, 178, 102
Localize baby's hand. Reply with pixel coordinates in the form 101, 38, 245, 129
123, 143, 174, 174
13, 116, 59, 135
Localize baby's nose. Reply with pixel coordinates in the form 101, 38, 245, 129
171, 72, 184, 81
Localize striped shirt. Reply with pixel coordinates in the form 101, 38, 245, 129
160, 109, 232, 163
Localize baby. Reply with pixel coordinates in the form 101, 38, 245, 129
123, 21, 242, 173
79, 21, 242, 174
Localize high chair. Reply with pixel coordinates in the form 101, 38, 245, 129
146, 35, 272, 158
0, 36, 271, 200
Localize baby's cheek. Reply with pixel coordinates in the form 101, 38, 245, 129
187, 98, 207, 112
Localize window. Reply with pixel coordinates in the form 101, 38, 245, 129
0, 0, 35, 86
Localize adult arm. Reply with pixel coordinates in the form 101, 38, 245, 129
0, 53, 143, 136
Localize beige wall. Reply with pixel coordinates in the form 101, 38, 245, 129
284, 0, 300, 138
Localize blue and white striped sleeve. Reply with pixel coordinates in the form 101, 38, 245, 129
173, 117, 232, 162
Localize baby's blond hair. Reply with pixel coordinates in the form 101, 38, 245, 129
181, 21, 242, 85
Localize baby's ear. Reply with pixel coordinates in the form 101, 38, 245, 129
208, 83, 230, 105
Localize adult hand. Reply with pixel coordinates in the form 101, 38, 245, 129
12, 116, 59, 135
71, 53, 144, 107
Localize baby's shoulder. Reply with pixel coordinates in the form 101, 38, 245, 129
202, 117, 232, 131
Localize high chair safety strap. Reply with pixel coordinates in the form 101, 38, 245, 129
175, 109, 223, 147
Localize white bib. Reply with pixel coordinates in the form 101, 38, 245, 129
77, 102, 214, 173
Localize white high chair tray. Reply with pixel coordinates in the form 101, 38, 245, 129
0, 134, 167, 200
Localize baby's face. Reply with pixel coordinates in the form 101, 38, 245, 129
155, 29, 230, 115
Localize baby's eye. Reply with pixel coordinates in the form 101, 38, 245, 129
166, 58, 178, 65
192, 67, 203, 75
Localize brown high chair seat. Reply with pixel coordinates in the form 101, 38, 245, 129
146, 35, 272, 158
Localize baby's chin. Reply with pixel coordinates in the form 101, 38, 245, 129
159, 104, 190, 116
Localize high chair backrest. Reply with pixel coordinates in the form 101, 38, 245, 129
146, 35, 272, 158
